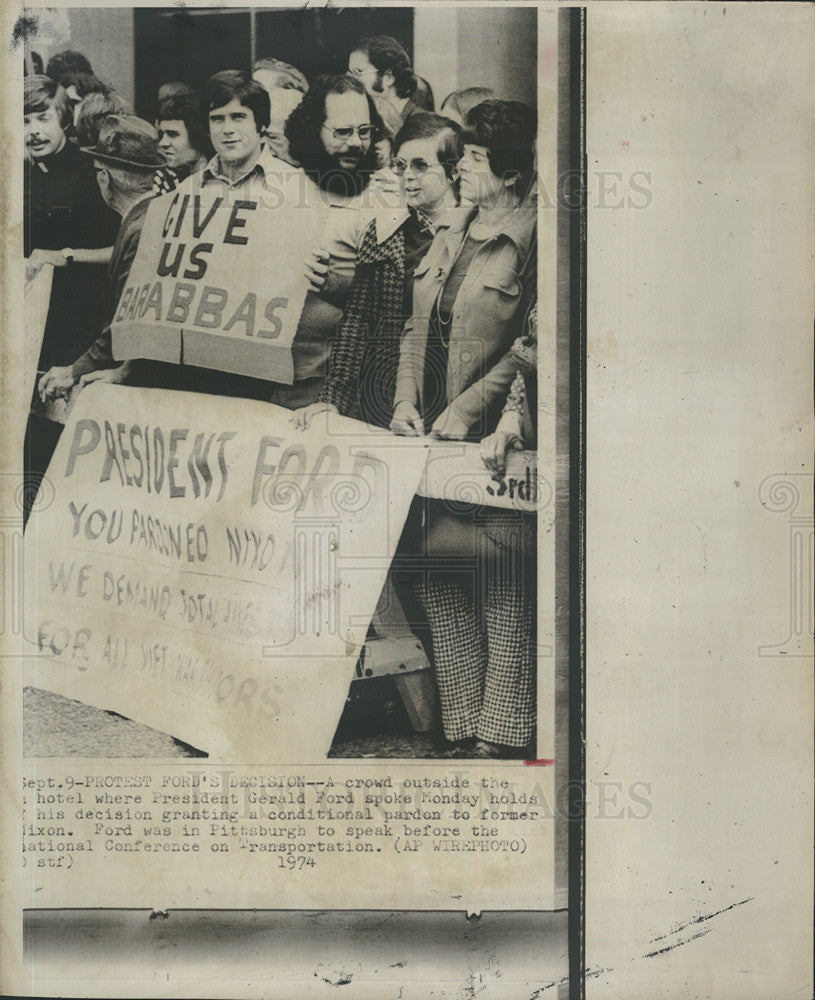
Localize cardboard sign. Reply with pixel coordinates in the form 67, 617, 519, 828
420, 444, 546, 520
24, 385, 428, 761
109, 182, 323, 383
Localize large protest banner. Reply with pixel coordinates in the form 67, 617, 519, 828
109, 178, 323, 382
24, 384, 428, 761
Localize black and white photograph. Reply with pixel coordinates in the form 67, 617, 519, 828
2, 3, 812, 999
10, 4, 576, 993
19, 5, 561, 766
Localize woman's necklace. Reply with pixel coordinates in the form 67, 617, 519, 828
469, 198, 521, 240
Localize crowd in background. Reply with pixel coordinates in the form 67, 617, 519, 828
24, 34, 540, 760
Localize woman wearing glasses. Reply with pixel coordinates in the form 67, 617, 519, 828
294, 111, 463, 429
391, 100, 538, 759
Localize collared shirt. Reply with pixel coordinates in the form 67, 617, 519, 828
438, 195, 537, 266
199, 143, 293, 193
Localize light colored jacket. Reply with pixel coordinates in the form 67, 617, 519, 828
393, 198, 536, 434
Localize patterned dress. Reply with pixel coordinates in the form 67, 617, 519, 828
322, 211, 434, 427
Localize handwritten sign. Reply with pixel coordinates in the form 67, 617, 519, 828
420, 444, 546, 520
24, 385, 428, 761
109, 183, 323, 383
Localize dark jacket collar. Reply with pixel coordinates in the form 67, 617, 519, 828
118, 191, 154, 233
32, 138, 79, 174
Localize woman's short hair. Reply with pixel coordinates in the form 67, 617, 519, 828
75, 90, 131, 148
355, 35, 417, 99
285, 74, 386, 167
463, 100, 536, 187
24, 75, 72, 131
157, 91, 212, 158
200, 70, 270, 133
393, 111, 463, 182
440, 87, 496, 125
252, 57, 309, 94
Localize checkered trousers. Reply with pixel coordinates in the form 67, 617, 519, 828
414, 568, 536, 747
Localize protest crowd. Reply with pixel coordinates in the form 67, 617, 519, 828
24, 31, 539, 760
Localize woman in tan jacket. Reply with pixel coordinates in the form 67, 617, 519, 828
391, 100, 537, 758
391, 101, 537, 443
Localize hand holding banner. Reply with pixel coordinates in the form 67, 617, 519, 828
25, 384, 428, 761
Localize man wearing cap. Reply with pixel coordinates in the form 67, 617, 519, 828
38, 114, 164, 401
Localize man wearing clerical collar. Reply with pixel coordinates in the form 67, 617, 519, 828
24, 74, 119, 370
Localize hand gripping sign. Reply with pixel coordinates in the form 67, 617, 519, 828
110, 181, 323, 383
24, 384, 428, 761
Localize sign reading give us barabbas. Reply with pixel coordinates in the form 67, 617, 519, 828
24, 384, 427, 762
109, 181, 322, 383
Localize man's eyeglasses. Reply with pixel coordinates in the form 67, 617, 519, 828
391, 157, 437, 176
321, 123, 373, 142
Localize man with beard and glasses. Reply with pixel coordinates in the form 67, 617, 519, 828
273, 74, 404, 407
285, 73, 393, 289
285, 74, 384, 202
